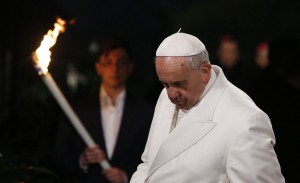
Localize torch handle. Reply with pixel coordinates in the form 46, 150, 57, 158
100, 160, 111, 170
42, 73, 111, 170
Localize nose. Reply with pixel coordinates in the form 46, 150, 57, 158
111, 62, 120, 73
167, 87, 179, 100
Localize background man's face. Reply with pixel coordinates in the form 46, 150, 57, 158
96, 48, 133, 89
218, 41, 239, 68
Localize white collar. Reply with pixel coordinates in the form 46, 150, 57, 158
187, 68, 217, 111
100, 86, 126, 107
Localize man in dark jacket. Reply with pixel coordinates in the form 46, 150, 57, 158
53, 36, 154, 183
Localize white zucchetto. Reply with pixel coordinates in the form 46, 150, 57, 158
156, 32, 206, 56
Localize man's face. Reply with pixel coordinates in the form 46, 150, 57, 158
255, 48, 269, 69
95, 48, 133, 89
218, 41, 239, 68
155, 57, 211, 110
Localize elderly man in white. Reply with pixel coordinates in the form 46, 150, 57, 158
130, 32, 285, 183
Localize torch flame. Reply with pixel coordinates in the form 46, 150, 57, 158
33, 18, 66, 75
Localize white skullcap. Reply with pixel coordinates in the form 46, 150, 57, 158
156, 31, 206, 56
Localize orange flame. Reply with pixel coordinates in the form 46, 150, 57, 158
33, 18, 66, 75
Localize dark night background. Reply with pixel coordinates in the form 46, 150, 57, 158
1, 0, 300, 182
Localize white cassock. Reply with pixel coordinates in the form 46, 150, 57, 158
130, 65, 285, 183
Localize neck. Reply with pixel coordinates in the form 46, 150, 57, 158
102, 85, 125, 105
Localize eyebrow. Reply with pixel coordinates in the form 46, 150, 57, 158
160, 80, 187, 86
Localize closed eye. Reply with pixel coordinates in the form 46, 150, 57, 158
172, 81, 186, 88
160, 81, 187, 89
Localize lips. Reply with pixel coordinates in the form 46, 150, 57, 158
110, 75, 121, 80
175, 99, 182, 103
176, 100, 185, 106
173, 98, 185, 105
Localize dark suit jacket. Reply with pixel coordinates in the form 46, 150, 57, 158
52, 91, 154, 183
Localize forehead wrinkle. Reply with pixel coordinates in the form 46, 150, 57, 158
156, 56, 189, 63
156, 57, 190, 72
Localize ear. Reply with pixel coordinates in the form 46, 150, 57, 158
95, 62, 102, 76
200, 63, 211, 84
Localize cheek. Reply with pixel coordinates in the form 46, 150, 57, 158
175, 91, 188, 101
185, 86, 200, 102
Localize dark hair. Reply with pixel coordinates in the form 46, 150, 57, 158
217, 34, 239, 50
97, 36, 132, 62
220, 34, 237, 43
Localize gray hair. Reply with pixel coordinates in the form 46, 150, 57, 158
187, 49, 210, 71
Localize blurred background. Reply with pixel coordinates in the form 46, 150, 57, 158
1, 0, 300, 182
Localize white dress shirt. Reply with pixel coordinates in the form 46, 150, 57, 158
100, 86, 126, 159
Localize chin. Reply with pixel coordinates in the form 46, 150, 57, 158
175, 104, 188, 110
181, 102, 194, 110
183, 106, 191, 110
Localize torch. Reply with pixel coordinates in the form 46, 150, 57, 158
32, 18, 111, 170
